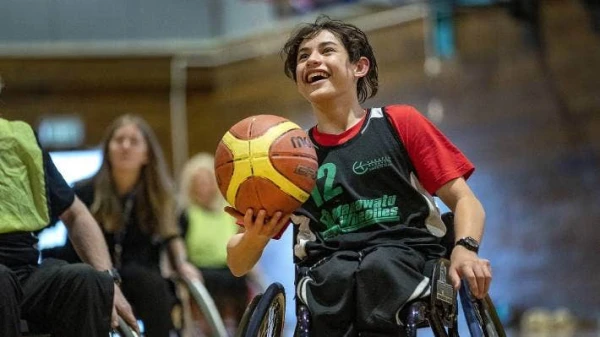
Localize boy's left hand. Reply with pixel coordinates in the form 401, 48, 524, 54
448, 246, 492, 299
224, 206, 245, 222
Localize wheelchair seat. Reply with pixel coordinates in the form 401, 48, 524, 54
292, 258, 464, 337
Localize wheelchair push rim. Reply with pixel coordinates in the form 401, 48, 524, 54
459, 280, 506, 337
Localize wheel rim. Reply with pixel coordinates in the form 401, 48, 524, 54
257, 293, 285, 337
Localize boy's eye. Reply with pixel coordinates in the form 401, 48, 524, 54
298, 53, 308, 61
323, 47, 335, 53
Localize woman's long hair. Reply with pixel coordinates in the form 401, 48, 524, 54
91, 114, 178, 238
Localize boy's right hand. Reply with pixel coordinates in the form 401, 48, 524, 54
224, 207, 291, 241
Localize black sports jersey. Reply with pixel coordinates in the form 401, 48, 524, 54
293, 107, 449, 265
293, 105, 476, 336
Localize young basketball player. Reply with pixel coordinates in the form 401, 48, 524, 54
226, 16, 492, 337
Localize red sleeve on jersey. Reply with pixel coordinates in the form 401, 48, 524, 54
385, 105, 475, 195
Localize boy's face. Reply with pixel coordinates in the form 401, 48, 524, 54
295, 30, 364, 104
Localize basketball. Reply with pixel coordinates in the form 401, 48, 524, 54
214, 115, 318, 216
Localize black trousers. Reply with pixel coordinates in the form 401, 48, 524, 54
298, 245, 435, 337
0, 259, 114, 337
119, 263, 177, 337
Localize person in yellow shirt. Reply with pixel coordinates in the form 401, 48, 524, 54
178, 152, 258, 336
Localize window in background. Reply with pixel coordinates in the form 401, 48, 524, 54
37, 148, 103, 250
37, 115, 85, 150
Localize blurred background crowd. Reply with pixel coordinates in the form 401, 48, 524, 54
1, 0, 598, 336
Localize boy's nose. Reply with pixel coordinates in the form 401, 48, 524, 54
306, 52, 322, 65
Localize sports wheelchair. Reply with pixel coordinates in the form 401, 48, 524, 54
237, 212, 506, 337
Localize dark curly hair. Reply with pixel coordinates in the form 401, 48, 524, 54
281, 15, 379, 103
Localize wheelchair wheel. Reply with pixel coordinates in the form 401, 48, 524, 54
459, 281, 506, 337
184, 277, 229, 337
244, 282, 286, 337
236, 293, 263, 337
481, 296, 506, 337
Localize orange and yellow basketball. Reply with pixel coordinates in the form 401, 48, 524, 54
214, 115, 318, 216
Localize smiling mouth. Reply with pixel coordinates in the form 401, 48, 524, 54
306, 71, 330, 83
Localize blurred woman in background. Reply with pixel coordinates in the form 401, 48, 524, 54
45, 114, 199, 337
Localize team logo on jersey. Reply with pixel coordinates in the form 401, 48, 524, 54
352, 156, 393, 175
319, 194, 400, 239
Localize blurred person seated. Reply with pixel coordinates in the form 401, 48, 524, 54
178, 153, 261, 336
0, 116, 137, 336
43, 114, 199, 337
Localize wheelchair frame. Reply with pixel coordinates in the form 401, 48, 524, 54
179, 275, 230, 337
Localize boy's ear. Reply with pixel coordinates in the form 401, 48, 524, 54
354, 57, 370, 78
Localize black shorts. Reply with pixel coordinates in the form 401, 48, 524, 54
296, 244, 439, 337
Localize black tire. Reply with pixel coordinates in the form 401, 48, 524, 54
236, 293, 263, 337
244, 282, 286, 337
459, 282, 506, 337
480, 296, 507, 337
